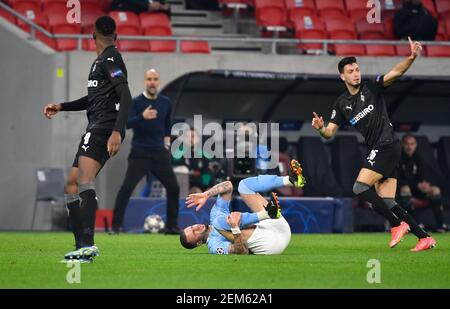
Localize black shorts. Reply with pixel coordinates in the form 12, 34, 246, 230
72, 130, 112, 168
363, 140, 401, 179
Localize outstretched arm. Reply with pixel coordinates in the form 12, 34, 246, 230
43, 96, 88, 119
383, 37, 422, 87
186, 181, 233, 211
311, 112, 339, 140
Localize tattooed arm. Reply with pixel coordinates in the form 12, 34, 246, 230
185, 181, 233, 211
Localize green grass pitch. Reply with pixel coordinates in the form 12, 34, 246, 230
0, 232, 449, 288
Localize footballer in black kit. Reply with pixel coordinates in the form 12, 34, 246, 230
43, 16, 132, 262
311, 37, 436, 252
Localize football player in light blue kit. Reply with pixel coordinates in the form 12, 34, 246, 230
179, 160, 305, 255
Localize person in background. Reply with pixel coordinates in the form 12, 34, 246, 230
111, 0, 171, 17
398, 134, 447, 233
393, 0, 437, 41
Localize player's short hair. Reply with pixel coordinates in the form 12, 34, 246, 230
338, 57, 357, 73
180, 231, 197, 249
402, 134, 416, 142
95, 16, 116, 37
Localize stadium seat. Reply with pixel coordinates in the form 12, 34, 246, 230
10, 0, 40, 12
0, 7, 16, 24
422, 0, 437, 18
254, 0, 287, 28
285, 0, 315, 27
345, 0, 369, 22
82, 25, 96, 51
435, 0, 450, 18
41, 0, 67, 12
117, 28, 149, 52
355, 19, 385, 40
294, 15, 326, 51
139, 12, 171, 33
325, 18, 356, 38
180, 41, 211, 54
395, 44, 412, 57
53, 24, 81, 51
109, 11, 141, 33
366, 44, 396, 56
145, 28, 176, 53
334, 42, 366, 56
315, 0, 346, 19
426, 45, 450, 58
80, 7, 104, 30
79, 0, 104, 12
296, 137, 342, 197
331, 136, 363, 197
435, 21, 447, 41
13, 4, 47, 33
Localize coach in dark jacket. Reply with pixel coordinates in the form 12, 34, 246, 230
112, 69, 180, 234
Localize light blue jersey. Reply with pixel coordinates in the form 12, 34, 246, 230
207, 196, 232, 255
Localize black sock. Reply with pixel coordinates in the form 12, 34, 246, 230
66, 197, 83, 249
79, 189, 98, 247
430, 195, 445, 228
356, 186, 401, 227
391, 205, 429, 239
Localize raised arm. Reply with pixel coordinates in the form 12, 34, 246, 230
311, 112, 339, 140
186, 181, 233, 211
383, 37, 422, 87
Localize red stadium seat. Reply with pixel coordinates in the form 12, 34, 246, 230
294, 14, 326, 50
426, 46, 450, 58
285, 0, 315, 27
355, 19, 385, 40
145, 28, 176, 53
435, 0, 450, 18
395, 44, 412, 57
82, 25, 96, 51
13, 4, 47, 32
79, 0, 103, 12
10, 0, 40, 11
345, 0, 371, 22
334, 43, 365, 56
109, 11, 141, 33
0, 7, 16, 24
444, 19, 450, 39
366, 44, 396, 56
422, 0, 437, 18
53, 25, 81, 51
180, 41, 210, 54
254, 0, 287, 28
117, 27, 149, 52
80, 7, 104, 30
315, 0, 346, 19
436, 21, 447, 41
325, 18, 356, 38
139, 12, 171, 32
40, 0, 67, 11
287, 7, 316, 28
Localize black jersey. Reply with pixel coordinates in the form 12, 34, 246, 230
86, 45, 128, 132
329, 75, 398, 150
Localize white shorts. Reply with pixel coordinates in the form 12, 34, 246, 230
245, 217, 291, 255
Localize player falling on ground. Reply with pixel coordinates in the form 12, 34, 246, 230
43, 16, 132, 262
179, 160, 305, 255
312, 37, 435, 252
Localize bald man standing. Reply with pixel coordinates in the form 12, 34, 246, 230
112, 69, 180, 234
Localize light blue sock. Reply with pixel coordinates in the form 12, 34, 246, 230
238, 175, 285, 194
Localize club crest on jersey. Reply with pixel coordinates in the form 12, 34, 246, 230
360, 93, 365, 102
110, 70, 123, 78
349, 104, 374, 126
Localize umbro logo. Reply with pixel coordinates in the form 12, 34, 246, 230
107, 57, 114, 62
81, 145, 90, 152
